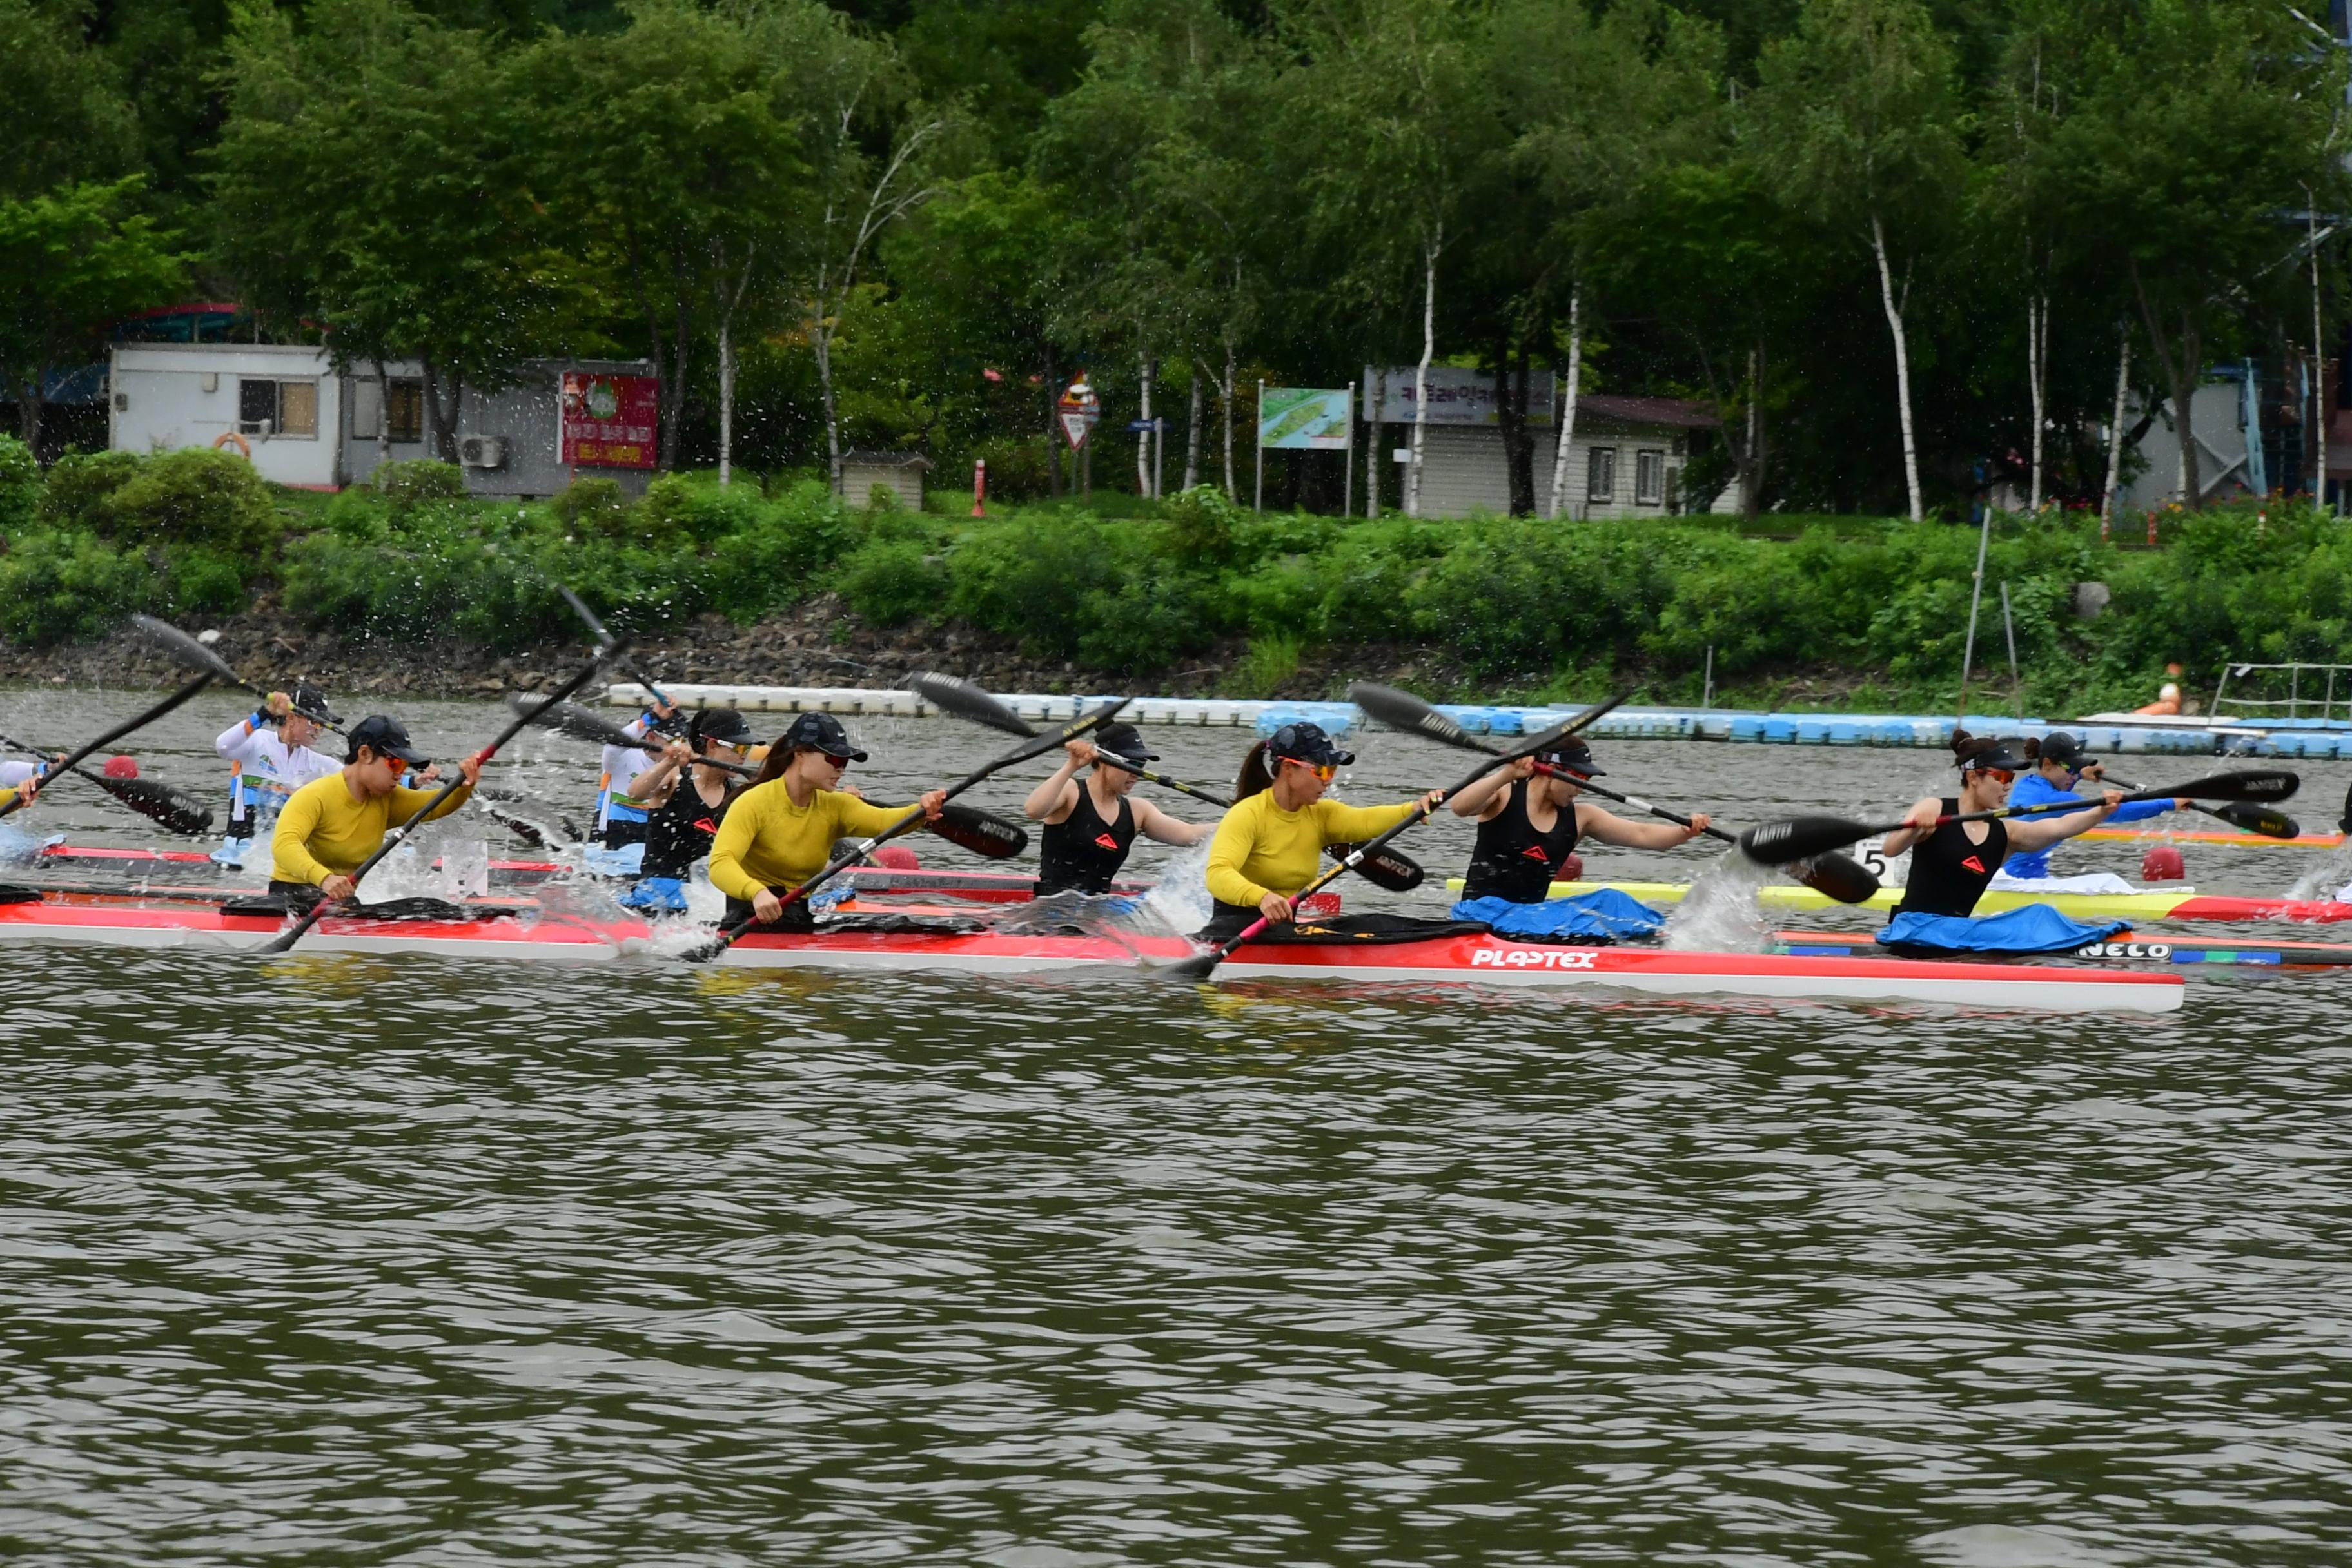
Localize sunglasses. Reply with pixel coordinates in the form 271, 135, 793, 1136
1282, 758, 1337, 782
1979, 768, 2016, 783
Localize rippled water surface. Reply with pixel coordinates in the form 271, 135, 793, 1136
3, 689, 2349, 1563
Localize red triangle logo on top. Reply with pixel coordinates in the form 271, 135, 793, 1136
1520, 845, 1551, 862
1094, 832, 1120, 850
1961, 854, 1986, 874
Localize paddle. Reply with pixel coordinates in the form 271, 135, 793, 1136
912, 670, 1422, 892
554, 583, 678, 712
1157, 694, 1631, 981
504, 692, 1027, 859
0, 726, 214, 836
1347, 682, 1881, 905
260, 647, 616, 954
1738, 769, 2301, 866
130, 614, 345, 734
2099, 772, 2300, 840
0, 674, 217, 823
684, 696, 1132, 963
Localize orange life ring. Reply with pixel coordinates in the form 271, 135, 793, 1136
211, 430, 252, 457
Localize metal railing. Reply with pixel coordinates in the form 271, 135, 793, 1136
2211, 662, 2352, 722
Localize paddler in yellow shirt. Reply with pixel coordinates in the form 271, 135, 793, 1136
707, 712, 945, 932
269, 715, 482, 908
1203, 721, 1444, 938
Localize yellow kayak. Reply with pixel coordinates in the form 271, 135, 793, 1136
1443, 878, 2352, 924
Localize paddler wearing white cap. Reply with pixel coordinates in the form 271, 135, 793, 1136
1023, 721, 1211, 896
1988, 730, 2188, 896
211, 681, 342, 868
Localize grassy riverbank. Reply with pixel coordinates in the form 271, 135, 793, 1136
0, 440, 2327, 713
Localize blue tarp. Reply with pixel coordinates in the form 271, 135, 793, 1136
1451, 889, 1667, 941
1874, 904, 2128, 955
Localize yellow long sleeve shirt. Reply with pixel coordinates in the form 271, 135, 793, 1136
269, 772, 476, 885
1204, 790, 1420, 907
706, 780, 910, 901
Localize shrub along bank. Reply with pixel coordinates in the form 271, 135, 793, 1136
0, 439, 2329, 712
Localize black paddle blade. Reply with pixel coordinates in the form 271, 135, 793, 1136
504, 692, 648, 753
130, 613, 244, 687
1348, 683, 1478, 750
1796, 850, 1880, 904
2210, 801, 2300, 839
2173, 769, 2298, 803
927, 801, 1028, 859
1156, 948, 1227, 980
911, 672, 1037, 739
1739, 816, 1869, 865
1328, 840, 1426, 892
89, 774, 213, 836
485, 802, 567, 849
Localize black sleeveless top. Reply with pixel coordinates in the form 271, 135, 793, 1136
1035, 782, 1136, 896
640, 775, 738, 880
1894, 798, 2006, 917
1463, 779, 1583, 903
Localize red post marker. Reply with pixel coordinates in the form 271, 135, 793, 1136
972, 458, 987, 518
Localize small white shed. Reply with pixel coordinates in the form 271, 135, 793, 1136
836, 452, 930, 510
108, 344, 348, 488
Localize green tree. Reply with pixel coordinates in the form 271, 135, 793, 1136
1751, 0, 1964, 521
0, 0, 141, 196
0, 177, 185, 449
210, 0, 575, 462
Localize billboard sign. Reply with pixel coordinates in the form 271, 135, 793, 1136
560, 372, 659, 468
1257, 387, 1353, 451
1361, 366, 1556, 426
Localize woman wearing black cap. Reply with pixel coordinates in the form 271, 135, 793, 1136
268, 715, 482, 906
1883, 730, 2122, 922
707, 711, 945, 930
618, 707, 756, 912
1023, 722, 1213, 896
1448, 737, 1710, 903
1202, 721, 1445, 937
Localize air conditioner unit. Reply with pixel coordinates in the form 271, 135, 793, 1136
460, 435, 507, 469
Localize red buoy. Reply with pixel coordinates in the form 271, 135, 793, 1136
1556, 851, 1585, 883
873, 844, 920, 870
103, 755, 139, 779
2141, 845, 2186, 882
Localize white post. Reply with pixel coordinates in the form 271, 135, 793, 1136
1366, 368, 1385, 518
1546, 286, 1582, 519
2102, 333, 2131, 524
2313, 198, 2329, 511
1254, 378, 1264, 513
1343, 380, 1355, 520
1153, 415, 1164, 502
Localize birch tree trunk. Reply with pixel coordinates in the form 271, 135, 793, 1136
1407, 228, 1440, 520
1220, 339, 1237, 500
1184, 366, 1202, 491
1545, 287, 1582, 519
2101, 332, 2130, 523
373, 356, 393, 471
2027, 292, 2047, 512
714, 239, 756, 489
813, 314, 842, 495
1135, 355, 1154, 498
1870, 212, 1923, 522
2313, 204, 2329, 509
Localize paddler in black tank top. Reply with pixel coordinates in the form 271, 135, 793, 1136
619, 707, 754, 912
1449, 736, 1712, 901
1883, 732, 2122, 917
1023, 721, 1212, 895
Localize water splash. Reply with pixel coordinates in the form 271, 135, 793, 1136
1661, 846, 1773, 952
1140, 838, 1215, 935
2287, 843, 2352, 902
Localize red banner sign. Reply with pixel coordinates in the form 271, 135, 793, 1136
560, 373, 658, 469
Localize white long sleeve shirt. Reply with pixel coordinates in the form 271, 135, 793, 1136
216, 713, 340, 830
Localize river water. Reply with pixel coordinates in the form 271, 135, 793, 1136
2, 687, 2347, 1565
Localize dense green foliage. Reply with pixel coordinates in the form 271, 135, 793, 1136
6, 0, 2346, 521
0, 455, 2330, 715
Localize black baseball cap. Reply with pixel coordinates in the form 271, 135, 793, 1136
778, 710, 868, 762
1533, 736, 1603, 777
347, 714, 428, 765
288, 681, 340, 726
1268, 720, 1353, 769
692, 707, 754, 747
2037, 730, 2096, 769
1959, 738, 2035, 772
1092, 722, 1156, 767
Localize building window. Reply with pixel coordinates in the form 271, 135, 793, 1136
239, 378, 318, 438
1635, 449, 1665, 505
386, 379, 424, 444
1587, 446, 1617, 503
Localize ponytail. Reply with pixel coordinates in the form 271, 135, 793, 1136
753, 739, 797, 786
1235, 740, 1276, 801
1952, 728, 2004, 772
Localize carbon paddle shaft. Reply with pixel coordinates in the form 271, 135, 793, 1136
686, 697, 1133, 963
1166, 695, 1630, 979
0, 674, 215, 822
261, 652, 616, 954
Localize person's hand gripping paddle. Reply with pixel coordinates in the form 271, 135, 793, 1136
1738, 768, 2301, 867
1348, 682, 1881, 903
1157, 693, 1631, 981
682, 696, 1132, 964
